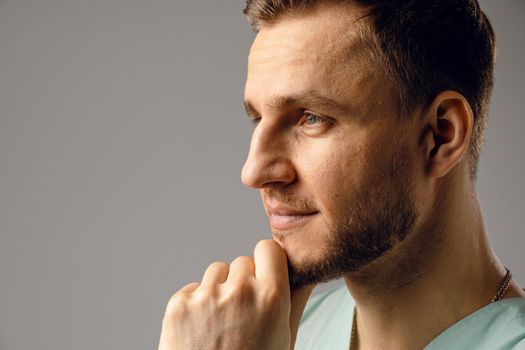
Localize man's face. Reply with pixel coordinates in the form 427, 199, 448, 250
242, 3, 420, 288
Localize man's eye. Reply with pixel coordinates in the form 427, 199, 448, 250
298, 112, 333, 136
302, 112, 330, 126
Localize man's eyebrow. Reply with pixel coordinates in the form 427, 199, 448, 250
243, 91, 352, 118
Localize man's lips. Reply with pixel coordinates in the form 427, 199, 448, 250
266, 204, 318, 230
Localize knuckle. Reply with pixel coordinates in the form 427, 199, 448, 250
182, 282, 200, 290
231, 255, 254, 265
208, 260, 228, 269
205, 261, 229, 276
255, 239, 275, 250
165, 293, 189, 318
191, 290, 213, 307
254, 239, 281, 256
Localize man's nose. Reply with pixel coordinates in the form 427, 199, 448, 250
241, 123, 296, 189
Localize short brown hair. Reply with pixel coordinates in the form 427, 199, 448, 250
243, 0, 496, 178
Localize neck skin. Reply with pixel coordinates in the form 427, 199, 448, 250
344, 167, 525, 350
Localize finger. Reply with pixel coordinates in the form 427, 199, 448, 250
253, 240, 289, 287
178, 282, 200, 293
200, 261, 229, 289
289, 284, 315, 349
227, 256, 255, 282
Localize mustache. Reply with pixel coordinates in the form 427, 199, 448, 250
262, 189, 318, 211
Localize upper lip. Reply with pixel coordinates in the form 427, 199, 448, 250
265, 202, 318, 216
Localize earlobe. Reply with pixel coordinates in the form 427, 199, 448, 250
424, 91, 474, 178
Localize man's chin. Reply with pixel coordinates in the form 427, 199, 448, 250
287, 258, 343, 289
271, 239, 334, 288
271, 231, 308, 264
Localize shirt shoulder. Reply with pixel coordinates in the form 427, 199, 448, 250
424, 298, 525, 350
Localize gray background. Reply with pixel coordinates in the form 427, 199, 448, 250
0, 1, 523, 349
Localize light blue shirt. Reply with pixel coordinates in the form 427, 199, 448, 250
295, 283, 525, 349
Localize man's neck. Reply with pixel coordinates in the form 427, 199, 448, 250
343, 177, 524, 350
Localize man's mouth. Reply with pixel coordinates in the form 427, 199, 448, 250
266, 203, 319, 230
269, 212, 318, 230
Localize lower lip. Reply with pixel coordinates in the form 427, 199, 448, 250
269, 213, 318, 230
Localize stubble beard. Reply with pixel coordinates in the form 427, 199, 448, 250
283, 144, 420, 289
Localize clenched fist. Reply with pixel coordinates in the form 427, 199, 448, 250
158, 240, 314, 350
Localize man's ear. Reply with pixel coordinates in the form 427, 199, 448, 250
422, 91, 474, 178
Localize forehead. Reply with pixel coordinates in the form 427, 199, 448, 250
249, 2, 369, 62
245, 2, 380, 115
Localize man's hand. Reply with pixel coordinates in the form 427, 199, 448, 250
158, 240, 314, 350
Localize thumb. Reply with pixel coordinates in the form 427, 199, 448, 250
289, 284, 315, 349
